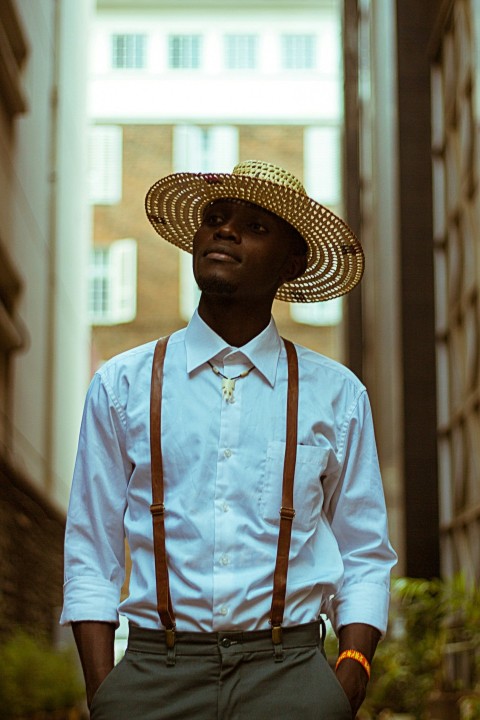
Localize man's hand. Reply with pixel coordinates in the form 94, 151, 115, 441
336, 622, 381, 718
72, 621, 116, 709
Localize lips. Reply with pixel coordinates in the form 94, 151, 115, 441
204, 245, 240, 263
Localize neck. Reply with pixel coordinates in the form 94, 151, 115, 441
198, 295, 273, 346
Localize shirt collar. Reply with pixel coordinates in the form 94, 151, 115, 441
185, 309, 283, 387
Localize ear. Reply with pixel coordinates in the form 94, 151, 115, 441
279, 252, 308, 285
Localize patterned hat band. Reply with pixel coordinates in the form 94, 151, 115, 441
145, 160, 364, 303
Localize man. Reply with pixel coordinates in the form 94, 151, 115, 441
61, 160, 396, 719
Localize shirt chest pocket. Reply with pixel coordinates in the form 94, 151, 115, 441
261, 441, 327, 532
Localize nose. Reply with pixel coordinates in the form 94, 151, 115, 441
214, 217, 241, 243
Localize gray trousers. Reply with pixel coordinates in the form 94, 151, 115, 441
90, 621, 352, 720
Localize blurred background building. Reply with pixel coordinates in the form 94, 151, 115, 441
0, 0, 93, 639
88, 0, 346, 367
345, 0, 479, 588
0, 0, 479, 701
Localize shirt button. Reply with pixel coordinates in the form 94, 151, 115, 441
219, 606, 228, 616
220, 554, 230, 566
224, 448, 232, 458
222, 502, 229, 513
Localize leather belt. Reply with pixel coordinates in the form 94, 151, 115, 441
149, 336, 299, 658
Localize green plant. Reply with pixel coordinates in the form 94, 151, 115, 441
360, 578, 444, 718
459, 693, 480, 720
0, 629, 83, 718
359, 575, 480, 720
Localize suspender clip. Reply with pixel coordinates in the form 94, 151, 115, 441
150, 502, 165, 517
279, 506, 295, 521
165, 627, 176, 666
271, 624, 285, 662
271, 624, 283, 645
165, 627, 176, 649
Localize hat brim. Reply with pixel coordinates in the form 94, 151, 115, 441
145, 171, 364, 303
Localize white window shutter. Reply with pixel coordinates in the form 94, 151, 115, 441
173, 125, 203, 172
207, 126, 239, 171
88, 126, 123, 205
290, 298, 343, 327
304, 125, 341, 207
109, 239, 137, 324
174, 125, 238, 320
291, 125, 343, 327
179, 251, 200, 322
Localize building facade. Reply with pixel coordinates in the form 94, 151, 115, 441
345, 0, 480, 585
90, 0, 348, 368
344, 0, 480, 696
0, 0, 92, 638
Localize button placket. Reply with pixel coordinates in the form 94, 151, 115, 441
212, 355, 243, 627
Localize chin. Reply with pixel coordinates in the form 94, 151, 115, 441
196, 275, 237, 296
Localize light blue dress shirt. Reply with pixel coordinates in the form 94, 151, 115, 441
61, 310, 396, 634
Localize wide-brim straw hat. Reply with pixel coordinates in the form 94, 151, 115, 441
145, 160, 364, 303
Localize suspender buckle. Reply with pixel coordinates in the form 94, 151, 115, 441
165, 627, 176, 666
271, 624, 283, 645
279, 506, 295, 521
271, 624, 285, 662
150, 502, 165, 517
165, 627, 176, 649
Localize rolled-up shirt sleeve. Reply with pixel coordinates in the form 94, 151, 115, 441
60, 370, 131, 626
324, 390, 397, 636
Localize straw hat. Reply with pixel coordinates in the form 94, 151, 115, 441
145, 160, 363, 303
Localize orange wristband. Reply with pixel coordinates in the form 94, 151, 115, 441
335, 649, 371, 679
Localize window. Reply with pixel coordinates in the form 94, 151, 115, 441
88, 125, 123, 205
304, 125, 341, 206
290, 299, 343, 327
89, 239, 137, 325
173, 125, 239, 319
225, 35, 258, 69
290, 126, 343, 327
281, 34, 316, 70
173, 125, 239, 174
179, 252, 201, 323
112, 34, 146, 69
168, 35, 202, 69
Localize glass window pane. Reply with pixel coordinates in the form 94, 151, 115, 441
281, 34, 316, 70
225, 35, 257, 69
168, 35, 202, 69
112, 34, 146, 69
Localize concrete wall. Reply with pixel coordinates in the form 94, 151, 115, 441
0, 0, 93, 636
9, 0, 92, 511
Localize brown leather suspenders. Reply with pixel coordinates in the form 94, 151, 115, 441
149, 337, 176, 650
149, 336, 299, 656
270, 338, 298, 655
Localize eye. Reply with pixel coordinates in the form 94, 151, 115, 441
249, 221, 268, 234
203, 212, 224, 227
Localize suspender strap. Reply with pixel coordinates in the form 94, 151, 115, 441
149, 335, 299, 653
270, 338, 299, 647
149, 336, 176, 650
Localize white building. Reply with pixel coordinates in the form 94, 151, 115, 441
92, 0, 341, 123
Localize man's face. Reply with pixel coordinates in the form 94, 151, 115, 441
192, 199, 307, 303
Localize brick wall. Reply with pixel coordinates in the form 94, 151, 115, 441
0, 459, 65, 640
92, 123, 342, 365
